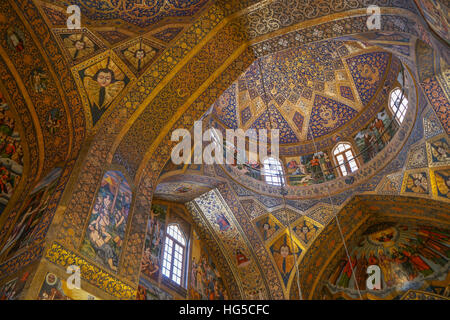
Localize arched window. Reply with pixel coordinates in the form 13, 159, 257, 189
333, 143, 358, 177
162, 224, 187, 286
263, 157, 285, 186
389, 88, 408, 124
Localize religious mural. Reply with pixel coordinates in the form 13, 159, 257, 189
137, 277, 173, 300
0, 93, 24, 215
189, 229, 228, 300
286, 151, 336, 186
326, 222, 450, 299
354, 108, 398, 164
141, 204, 167, 281
37, 272, 99, 300
0, 168, 61, 260
115, 38, 162, 75
81, 170, 132, 272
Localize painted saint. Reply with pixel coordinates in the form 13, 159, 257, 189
30, 68, 48, 93
6, 27, 24, 52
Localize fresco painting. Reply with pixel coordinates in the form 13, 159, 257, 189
0, 92, 24, 216
136, 277, 172, 300
0, 168, 61, 259
255, 215, 282, 241
79, 57, 130, 126
286, 151, 336, 186
81, 170, 132, 272
37, 272, 99, 300
141, 204, 167, 280
326, 222, 450, 298
270, 233, 302, 287
354, 109, 398, 164
189, 230, 228, 300
0, 271, 30, 300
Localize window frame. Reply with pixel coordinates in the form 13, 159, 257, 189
262, 157, 286, 187
162, 224, 188, 288
389, 87, 408, 125
332, 142, 359, 177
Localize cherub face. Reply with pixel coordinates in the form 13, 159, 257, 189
280, 245, 290, 258
75, 40, 85, 50
96, 71, 113, 87
135, 50, 146, 60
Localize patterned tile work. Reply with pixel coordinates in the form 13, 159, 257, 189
41, 5, 66, 25
250, 104, 299, 144
213, 83, 238, 129
307, 95, 358, 139
406, 144, 428, 170
151, 27, 184, 43
421, 77, 450, 135
97, 30, 130, 45
48, 0, 210, 28
423, 108, 445, 139
346, 51, 390, 105
339, 85, 355, 101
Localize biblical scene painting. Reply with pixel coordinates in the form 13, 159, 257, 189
269, 233, 302, 288
189, 230, 228, 300
0, 92, 24, 216
141, 204, 167, 281
77, 56, 131, 126
0, 168, 61, 259
286, 151, 336, 186
81, 170, 132, 272
37, 272, 99, 300
326, 222, 450, 299
354, 109, 398, 164
136, 277, 172, 300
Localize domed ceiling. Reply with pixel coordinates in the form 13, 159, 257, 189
212, 40, 392, 144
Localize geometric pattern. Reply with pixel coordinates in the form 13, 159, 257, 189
214, 39, 391, 144
423, 107, 445, 139
97, 30, 130, 45
339, 86, 355, 101
406, 144, 428, 169
421, 77, 450, 135
151, 27, 184, 43
307, 95, 358, 139
250, 104, 299, 144
346, 51, 390, 105
53, 0, 210, 28
213, 83, 238, 129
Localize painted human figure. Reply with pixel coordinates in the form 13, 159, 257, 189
236, 249, 250, 268
7, 28, 24, 52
